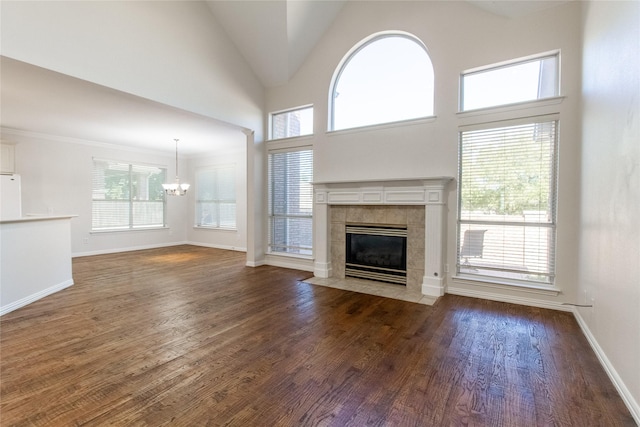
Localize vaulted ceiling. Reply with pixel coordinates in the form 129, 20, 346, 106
205, 0, 571, 89
206, 0, 346, 88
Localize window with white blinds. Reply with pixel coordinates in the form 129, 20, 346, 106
457, 119, 558, 285
195, 166, 236, 229
268, 149, 313, 256
92, 159, 166, 231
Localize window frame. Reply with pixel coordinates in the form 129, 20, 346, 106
194, 164, 237, 230
459, 51, 560, 112
91, 158, 167, 232
269, 105, 314, 141
328, 31, 435, 132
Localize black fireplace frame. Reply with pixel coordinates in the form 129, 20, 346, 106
345, 224, 408, 285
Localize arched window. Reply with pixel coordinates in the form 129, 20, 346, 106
329, 32, 434, 131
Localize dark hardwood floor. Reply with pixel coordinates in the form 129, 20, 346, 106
1, 245, 634, 426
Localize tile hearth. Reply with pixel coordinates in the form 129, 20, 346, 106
302, 276, 437, 306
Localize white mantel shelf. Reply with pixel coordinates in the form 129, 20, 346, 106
312, 177, 454, 299
312, 177, 453, 186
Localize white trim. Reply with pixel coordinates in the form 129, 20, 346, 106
90, 226, 169, 234
462, 50, 561, 75
452, 275, 561, 296
266, 140, 314, 154
1, 127, 170, 156
573, 309, 640, 425
246, 259, 267, 267
187, 241, 246, 252
72, 241, 187, 258
457, 110, 562, 130
446, 285, 571, 312
326, 115, 436, 137
0, 279, 74, 316
265, 254, 315, 272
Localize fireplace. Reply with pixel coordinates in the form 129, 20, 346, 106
345, 224, 407, 285
313, 177, 453, 298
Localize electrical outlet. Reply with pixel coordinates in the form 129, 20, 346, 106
82, 238, 89, 245
444, 264, 449, 273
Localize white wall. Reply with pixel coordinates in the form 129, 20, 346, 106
266, 1, 583, 307
580, 1, 640, 420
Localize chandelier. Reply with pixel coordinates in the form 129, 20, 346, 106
162, 138, 190, 196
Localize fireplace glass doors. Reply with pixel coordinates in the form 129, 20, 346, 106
345, 224, 407, 285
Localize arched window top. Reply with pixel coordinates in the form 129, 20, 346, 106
329, 32, 434, 131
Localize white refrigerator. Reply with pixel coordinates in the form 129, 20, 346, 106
0, 174, 22, 220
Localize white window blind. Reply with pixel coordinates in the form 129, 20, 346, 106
195, 166, 236, 229
458, 120, 558, 284
268, 149, 314, 256
92, 159, 166, 231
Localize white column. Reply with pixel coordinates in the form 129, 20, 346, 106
422, 182, 448, 297
244, 129, 265, 267
313, 187, 331, 278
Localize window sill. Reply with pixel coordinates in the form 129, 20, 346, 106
327, 115, 437, 136
456, 96, 565, 119
452, 274, 561, 296
91, 226, 169, 234
266, 135, 314, 151
193, 226, 237, 232
266, 251, 313, 261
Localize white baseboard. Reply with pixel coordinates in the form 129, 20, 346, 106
264, 254, 314, 272
73, 241, 188, 258
187, 241, 247, 252
573, 309, 640, 425
246, 260, 266, 267
1, 279, 74, 316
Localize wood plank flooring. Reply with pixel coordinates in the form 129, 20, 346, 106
1, 245, 635, 426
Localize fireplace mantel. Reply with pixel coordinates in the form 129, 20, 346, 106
313, 177, 452, 205
313, 177, 453, 299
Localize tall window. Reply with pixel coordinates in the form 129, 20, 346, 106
330, 32, 434, 131
461, 52, 559, 111
457, 119, 558, 285
268, 149, 313, 256
92, 159, 166, 231
270, 106, 313, 140
195, 165, 236, 229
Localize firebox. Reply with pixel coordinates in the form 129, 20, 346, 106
345, 224, 408, 285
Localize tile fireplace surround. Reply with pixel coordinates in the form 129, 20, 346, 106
313, 177, 453, 299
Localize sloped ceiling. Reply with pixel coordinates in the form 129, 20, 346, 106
206, 0, 572, 88
0, 57, 245, 156
206, 0, 345, 88
466, 0, 572, 18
